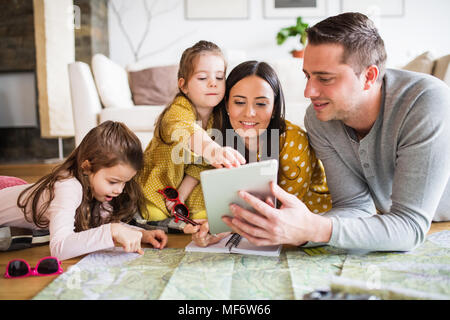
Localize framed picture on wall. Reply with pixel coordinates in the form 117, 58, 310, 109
263, 0, 327, 18
185, 0, 249, 20
340, 0, 405, 17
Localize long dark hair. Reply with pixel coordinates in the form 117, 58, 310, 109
213, 60, 286, 162
153, 40, 226, 145
17, 121, 145, 232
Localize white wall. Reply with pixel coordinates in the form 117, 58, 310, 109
33, 0, 75, 138
109, 0, 450, 69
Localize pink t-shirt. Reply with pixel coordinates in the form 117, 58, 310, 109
0, 177, 116, 260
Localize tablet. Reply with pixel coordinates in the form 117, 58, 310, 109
200, 159, 278, 234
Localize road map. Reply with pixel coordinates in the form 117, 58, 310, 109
33, 231, 450, 300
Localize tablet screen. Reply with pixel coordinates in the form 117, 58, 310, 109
200, 159, 278, 234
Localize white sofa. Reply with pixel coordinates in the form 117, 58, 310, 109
68, 54, 166, 148
68, 54, 310, 150
265, 58, 310, 128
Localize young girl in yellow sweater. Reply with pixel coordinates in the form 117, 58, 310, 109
137, 41, 245, 233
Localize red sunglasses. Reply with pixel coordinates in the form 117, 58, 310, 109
4, 256, 63, 279
157, 187, 199, 226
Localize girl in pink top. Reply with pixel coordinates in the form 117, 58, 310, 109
0, 121, 167, 260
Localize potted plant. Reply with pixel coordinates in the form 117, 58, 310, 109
276, 16, 309, 58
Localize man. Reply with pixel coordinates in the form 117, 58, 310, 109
222, 12, 450, 251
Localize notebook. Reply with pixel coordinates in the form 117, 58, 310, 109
185, 234, 282, 257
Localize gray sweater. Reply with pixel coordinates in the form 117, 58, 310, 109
304, 68, 450, 251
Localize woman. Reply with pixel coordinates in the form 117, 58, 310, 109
193, 60, 331, 246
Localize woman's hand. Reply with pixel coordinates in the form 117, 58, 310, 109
111, 223, 144, 254
192, 220, 231, 247
141, 229, 168, 249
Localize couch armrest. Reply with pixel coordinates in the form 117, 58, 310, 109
68, 62, 102, 146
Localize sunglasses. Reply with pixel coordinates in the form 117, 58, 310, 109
158, 187, 199, 226
4, 256, 63, 279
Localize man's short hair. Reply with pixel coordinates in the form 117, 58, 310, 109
306, 12, 387, 81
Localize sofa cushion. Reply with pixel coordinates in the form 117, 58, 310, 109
128, 64, 178, 105
0, 176, 27, 190
99, 105, 165, 131
92, 54, 134, 109
133, 132, 155, 150
432, 54, 450, 81
402, 51, 435, 74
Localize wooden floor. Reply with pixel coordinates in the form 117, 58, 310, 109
0, 162, 61, 183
